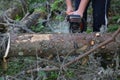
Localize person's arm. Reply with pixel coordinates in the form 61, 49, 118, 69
66, 0, 89, 17
66, 0, 73, 15
76, 0, 89, 17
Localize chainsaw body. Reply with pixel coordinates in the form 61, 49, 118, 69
67, 15, 84, 33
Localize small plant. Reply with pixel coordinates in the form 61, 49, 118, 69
65, 70, 75, 78
0, 58, 25, 75
46, 72, 58, 80
31, 25, 44, 32
107, 24, 119, 32
35, 7, 46, 13
15, 15, 21, 21
51, 0, 63, 11
86, 27, 92, 33
55, 15, 64, 21
38, 71, 47, 79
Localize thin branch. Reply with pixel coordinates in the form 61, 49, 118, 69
26, 67, 59, 73
4, 33, 10, 58
63, 27, 120, 67
0, 22, 34, 33
21, 12, 30, 21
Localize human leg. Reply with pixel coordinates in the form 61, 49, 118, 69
92, 0, 111, 32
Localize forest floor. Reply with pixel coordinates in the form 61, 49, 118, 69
0, 1, 120, 80
0, 18, 120, 80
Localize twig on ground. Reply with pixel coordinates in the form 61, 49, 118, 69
26, 67, 59, 73
63, 27, 120, 67
1, 12, 34, 33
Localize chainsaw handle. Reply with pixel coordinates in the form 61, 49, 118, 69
67, 14, 82, 23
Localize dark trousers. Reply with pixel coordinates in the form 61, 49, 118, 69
75, 0, 111, 32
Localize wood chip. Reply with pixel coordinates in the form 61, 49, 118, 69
90, 40, 95, 46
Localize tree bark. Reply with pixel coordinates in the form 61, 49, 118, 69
13, 12, 41, 33
21, 12, 41, 28
9, 33, 120, 58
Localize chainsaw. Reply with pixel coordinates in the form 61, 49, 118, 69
67, 15, 84, 33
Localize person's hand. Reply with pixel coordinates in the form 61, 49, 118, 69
66, 8, 73, 15
70, 10, 83, 17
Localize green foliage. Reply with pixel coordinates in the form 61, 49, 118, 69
111, 0, 120, 14
107, 24, 119, 32
38, 71, 58, 80
27, 0, 65, 30
38, 70, 46, 78
0, 57, 36, 75
51, 0, 63, 11
31, 19, 45, 32
28, 0, 40, 3
55, 15, 64, 21
35, 7, 46, 13
15, 15, 22, 21
0, 59, 24, 75
86, 27, 92, 33
27, 0, 46, 12
0, 0, 20, 11
111, 15, 120, 21
46, 72, 58, 80
31, 25, 44, 32
65, 70, 75, 78
27, 0, 42, 13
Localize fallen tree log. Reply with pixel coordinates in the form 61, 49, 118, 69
9, 32, 120, 58
21, 12, 41, 28
12, 12, 41, 33
0, 6, 41, 33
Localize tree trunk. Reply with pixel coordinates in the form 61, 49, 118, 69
13, 12, 41, 33
9, 33, 120, 58
21, 12, 41, 28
